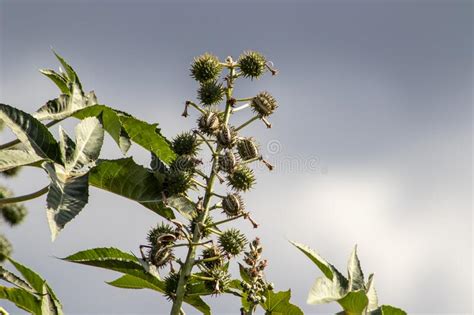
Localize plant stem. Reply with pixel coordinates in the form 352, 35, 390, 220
0, 185, 49, 205
231, 103, 250, 113
235, 116, 259, 131
169, 63, 236, 315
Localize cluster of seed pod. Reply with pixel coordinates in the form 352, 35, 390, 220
152, 131, 202, 198
141, 223, 182, 269
240, 238, 274, 305
158, 51, 279, 309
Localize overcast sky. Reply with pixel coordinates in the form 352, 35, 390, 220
0, 1, 472, 314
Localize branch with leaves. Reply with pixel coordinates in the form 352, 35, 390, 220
291, 242, 407, 315
0, 51, 301, 314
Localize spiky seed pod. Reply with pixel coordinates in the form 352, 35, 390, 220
203, 266, 231, 294
198, 80, 225, 106
238, 51, 266, 79
190, 53, 222, 83
222, 193, 245, 217
218, 228, 247, 256
1, 204, 27, 226
164, 170, 194, 195
190, 215, 214, 239
0, 235, 12, 263
251, 92, 278, 117
218, 150, 238, 173
172, 132, 200, 156
201, 245, 225, 269
148, 245, 174, 268
164, 272, 181, 301
237, 137, 260, 161
147, 222, 177, 245
227, 166, 256, 192
170, 155, 201, 173
1, 167, 21, 177
216, 125, 237, 148
197, 111, 221, 135
0, 187, 12, 199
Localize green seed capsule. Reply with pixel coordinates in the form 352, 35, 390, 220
1, 204, 27, 226
164, 272, 181, 301
218, 150, 237, 173
222, 193, 245, 217
251, 91, 278, 117
198, 111, 220, 135
227, 166, 256, 192
164, 170, 194, 195
172, 132, 200, 156
237, 137, 259, 161
218, 228, 247, 256
238, 51, 266, 79
217, 125, 237, 148
198, 80, 225, 106
190, 53, 222, 83
0, 234, 12, 262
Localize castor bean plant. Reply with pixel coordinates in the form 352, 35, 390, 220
0, 51, 406, 315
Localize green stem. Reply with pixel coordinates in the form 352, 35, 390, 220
209, 213, 245, 227
235, 116, 259, 131
0, 185, 49, 205
169, 63, 236, 315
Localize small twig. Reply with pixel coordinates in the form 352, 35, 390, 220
0, 185, 49, 205
235, 116, 259, 131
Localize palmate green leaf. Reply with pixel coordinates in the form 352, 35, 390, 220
290, 241, 334, 280
184, 296, 211, 315
66, 117, 104, 172
58, 127, 75, 165
0, 286, 41, 314
88, 158, 174, 219
261, 290, 303, 315
106, 272, 211, 314
119, 115, 175, 164
39, 69, 69, 95
238, 263, 251, 284
44, 163, 90, 241
34, 84, 96, 121
306, 276, 346, 305
338, 290, 369, 313
73, 105, 130, 154
0, 104, 61, 163
8, 259, 45, 294
366, 274, 378, 312
0, 148, 42, 172
62, 247, 149, 279
368, 305, 407, 315
167, 196, 195, 220
106, 274, 164, 291
347, 245, 365, 291
52, 50, 81, 88
2, 259, 63, 315
0, 266, 33, 292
